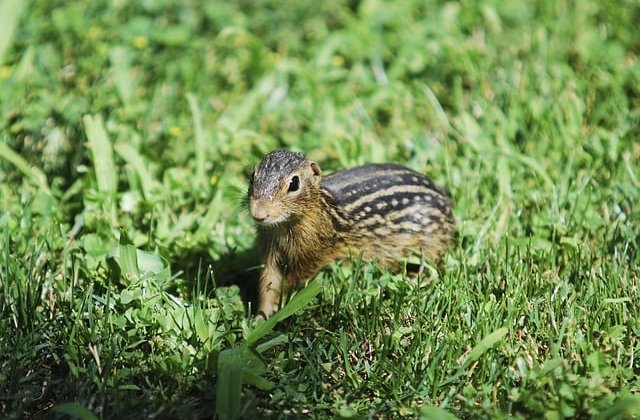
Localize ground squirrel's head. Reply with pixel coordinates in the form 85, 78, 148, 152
248, 149, 322, 225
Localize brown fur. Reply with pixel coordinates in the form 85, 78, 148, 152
248, 150, 456, 318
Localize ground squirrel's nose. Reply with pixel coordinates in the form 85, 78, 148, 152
249, 199, 270, 222
252, 214, 268, 222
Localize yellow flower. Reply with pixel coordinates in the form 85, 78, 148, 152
169, 126, 182, 137
88, 27, 102, 40
0, 66, 12, 80
332, 55, 345, 67
133, 36, 148, 49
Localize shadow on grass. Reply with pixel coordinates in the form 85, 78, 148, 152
174, 246, 262, 315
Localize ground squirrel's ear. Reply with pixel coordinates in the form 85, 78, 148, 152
310, 162, 321, 181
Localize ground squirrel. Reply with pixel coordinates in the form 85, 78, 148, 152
248, 149, 456, 318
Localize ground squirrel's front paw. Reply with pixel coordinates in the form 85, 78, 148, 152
256, 301, 278, 319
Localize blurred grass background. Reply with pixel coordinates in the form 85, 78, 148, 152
0, 0, 639, 418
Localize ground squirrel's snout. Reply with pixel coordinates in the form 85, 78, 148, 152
252, 213, 268, 222
249, 199, 268, 222
250, 198, 280, 224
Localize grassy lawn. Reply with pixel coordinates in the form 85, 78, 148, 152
1, 0, 639, 418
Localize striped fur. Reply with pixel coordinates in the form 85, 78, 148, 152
321, 164, 454, 237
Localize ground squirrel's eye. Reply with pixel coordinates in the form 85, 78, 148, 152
288, 175, 300, 192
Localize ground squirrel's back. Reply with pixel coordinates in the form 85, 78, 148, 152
321, 163, 456, 263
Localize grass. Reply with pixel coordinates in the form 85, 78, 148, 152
1, 0, 639, 418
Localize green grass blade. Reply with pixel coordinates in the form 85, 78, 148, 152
109, 46, 136, 106
114, 142, 154, 200
52, 403, 99, 420
83, 114, 117, 194
420, 405, 458, 420
216, 348, 244, 420
440, 327, 508, 388
216, 344, 273, 419
118, 242, 140, 281
105, 231, 145, 285
0, 0, 25, 66
595, 395, 640, 419
255, 334, 288, 353
106, 247, 165, 276
186, 93, 207, 189
465, 327, 508, 365
501, 148, 555, 193
246, 279, 322, 346
242, 370, 274, 391
135, 250, 166, 274
0, 140, 50, 194
118, 230, 139, 280
215, 80, 262, 132
422, 84, 450, 132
